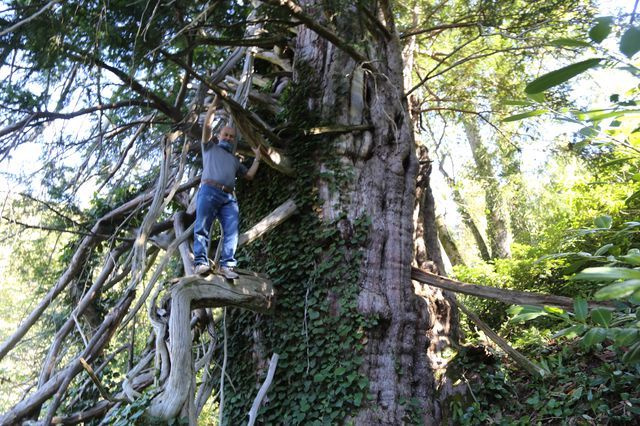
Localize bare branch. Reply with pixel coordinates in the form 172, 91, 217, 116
0, 100, 154, 140
0, 0, 61, 37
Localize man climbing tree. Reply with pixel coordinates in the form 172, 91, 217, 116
193, 95, 262, 279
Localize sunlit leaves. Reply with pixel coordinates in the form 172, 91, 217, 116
525, 58, 603, 94
502, 109, 548, 122
572, 267, 640, 281
594, 280, 640, 300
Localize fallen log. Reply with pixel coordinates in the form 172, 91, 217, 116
411, 267, 612, 310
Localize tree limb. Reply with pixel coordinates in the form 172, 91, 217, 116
0, 100, 154, 140
411, 266, 613, 310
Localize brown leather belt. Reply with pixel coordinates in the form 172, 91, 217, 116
202, 179, 234, 194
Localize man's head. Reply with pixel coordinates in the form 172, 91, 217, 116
218, 126, 236, 143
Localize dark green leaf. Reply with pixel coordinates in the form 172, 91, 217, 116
582, 327, 607, 347
594, 215, 612, 229
620, 27, 640, 58
502, 109, 548, 122
579, 126, 600, 137
620, 248, 640, 266
553, 325, 586, 339
525, 58, 603, 94
574, 298, 588, 322
630, 289, 640, 304
613, 328, 639, 346
589, 17, 613, 43
594, 279, 640, 300
594, 243, 614, 256
590, 308, 612, 327
622, 341, 640, 363
572, 267, 640, 281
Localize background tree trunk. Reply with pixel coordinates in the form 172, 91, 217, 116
463, 118, 512, 259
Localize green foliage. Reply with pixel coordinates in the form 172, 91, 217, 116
620, 27, 640, 58
588, 17, 613, 44
448, 344, 640, 424
507, 217, 640, 365
524, 58, 603, 94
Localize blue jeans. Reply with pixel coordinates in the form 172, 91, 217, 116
193, 184, 239, 268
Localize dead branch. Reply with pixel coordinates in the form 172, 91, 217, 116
456, 301, 545, 376
411, 266, 612, 310
238, 198, 297, 246
0, 177, 198, 363
247, 353, 279, 425
146, 273, 274, 420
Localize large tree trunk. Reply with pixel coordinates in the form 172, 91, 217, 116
463, 118, 512, 259
294, 1, 457, 423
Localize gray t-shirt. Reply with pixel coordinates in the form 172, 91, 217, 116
201, 139, 248, 189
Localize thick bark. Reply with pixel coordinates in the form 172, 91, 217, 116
294, 1, 457, 423
463, 118, 512, 259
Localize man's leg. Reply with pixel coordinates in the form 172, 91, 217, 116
218, 196, 240, 278
193, 186, 219, 270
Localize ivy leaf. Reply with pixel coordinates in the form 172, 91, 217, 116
502, 109, 548, 122
594, 279, 640, 300
525, 58, 603, 94
590, 308, 612, 327
620, 27, 640, 58
594, 215, 612, 229
353, 392, 363, 407
588, 17, 613, 43
573, 298, 588, 322
572, 267, 640, 281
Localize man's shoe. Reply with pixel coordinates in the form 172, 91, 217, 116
194, 263, 210, 275
220, 266, 239, 280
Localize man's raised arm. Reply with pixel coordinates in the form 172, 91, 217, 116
244, 146, 262, 180
202, 95, 220, 145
